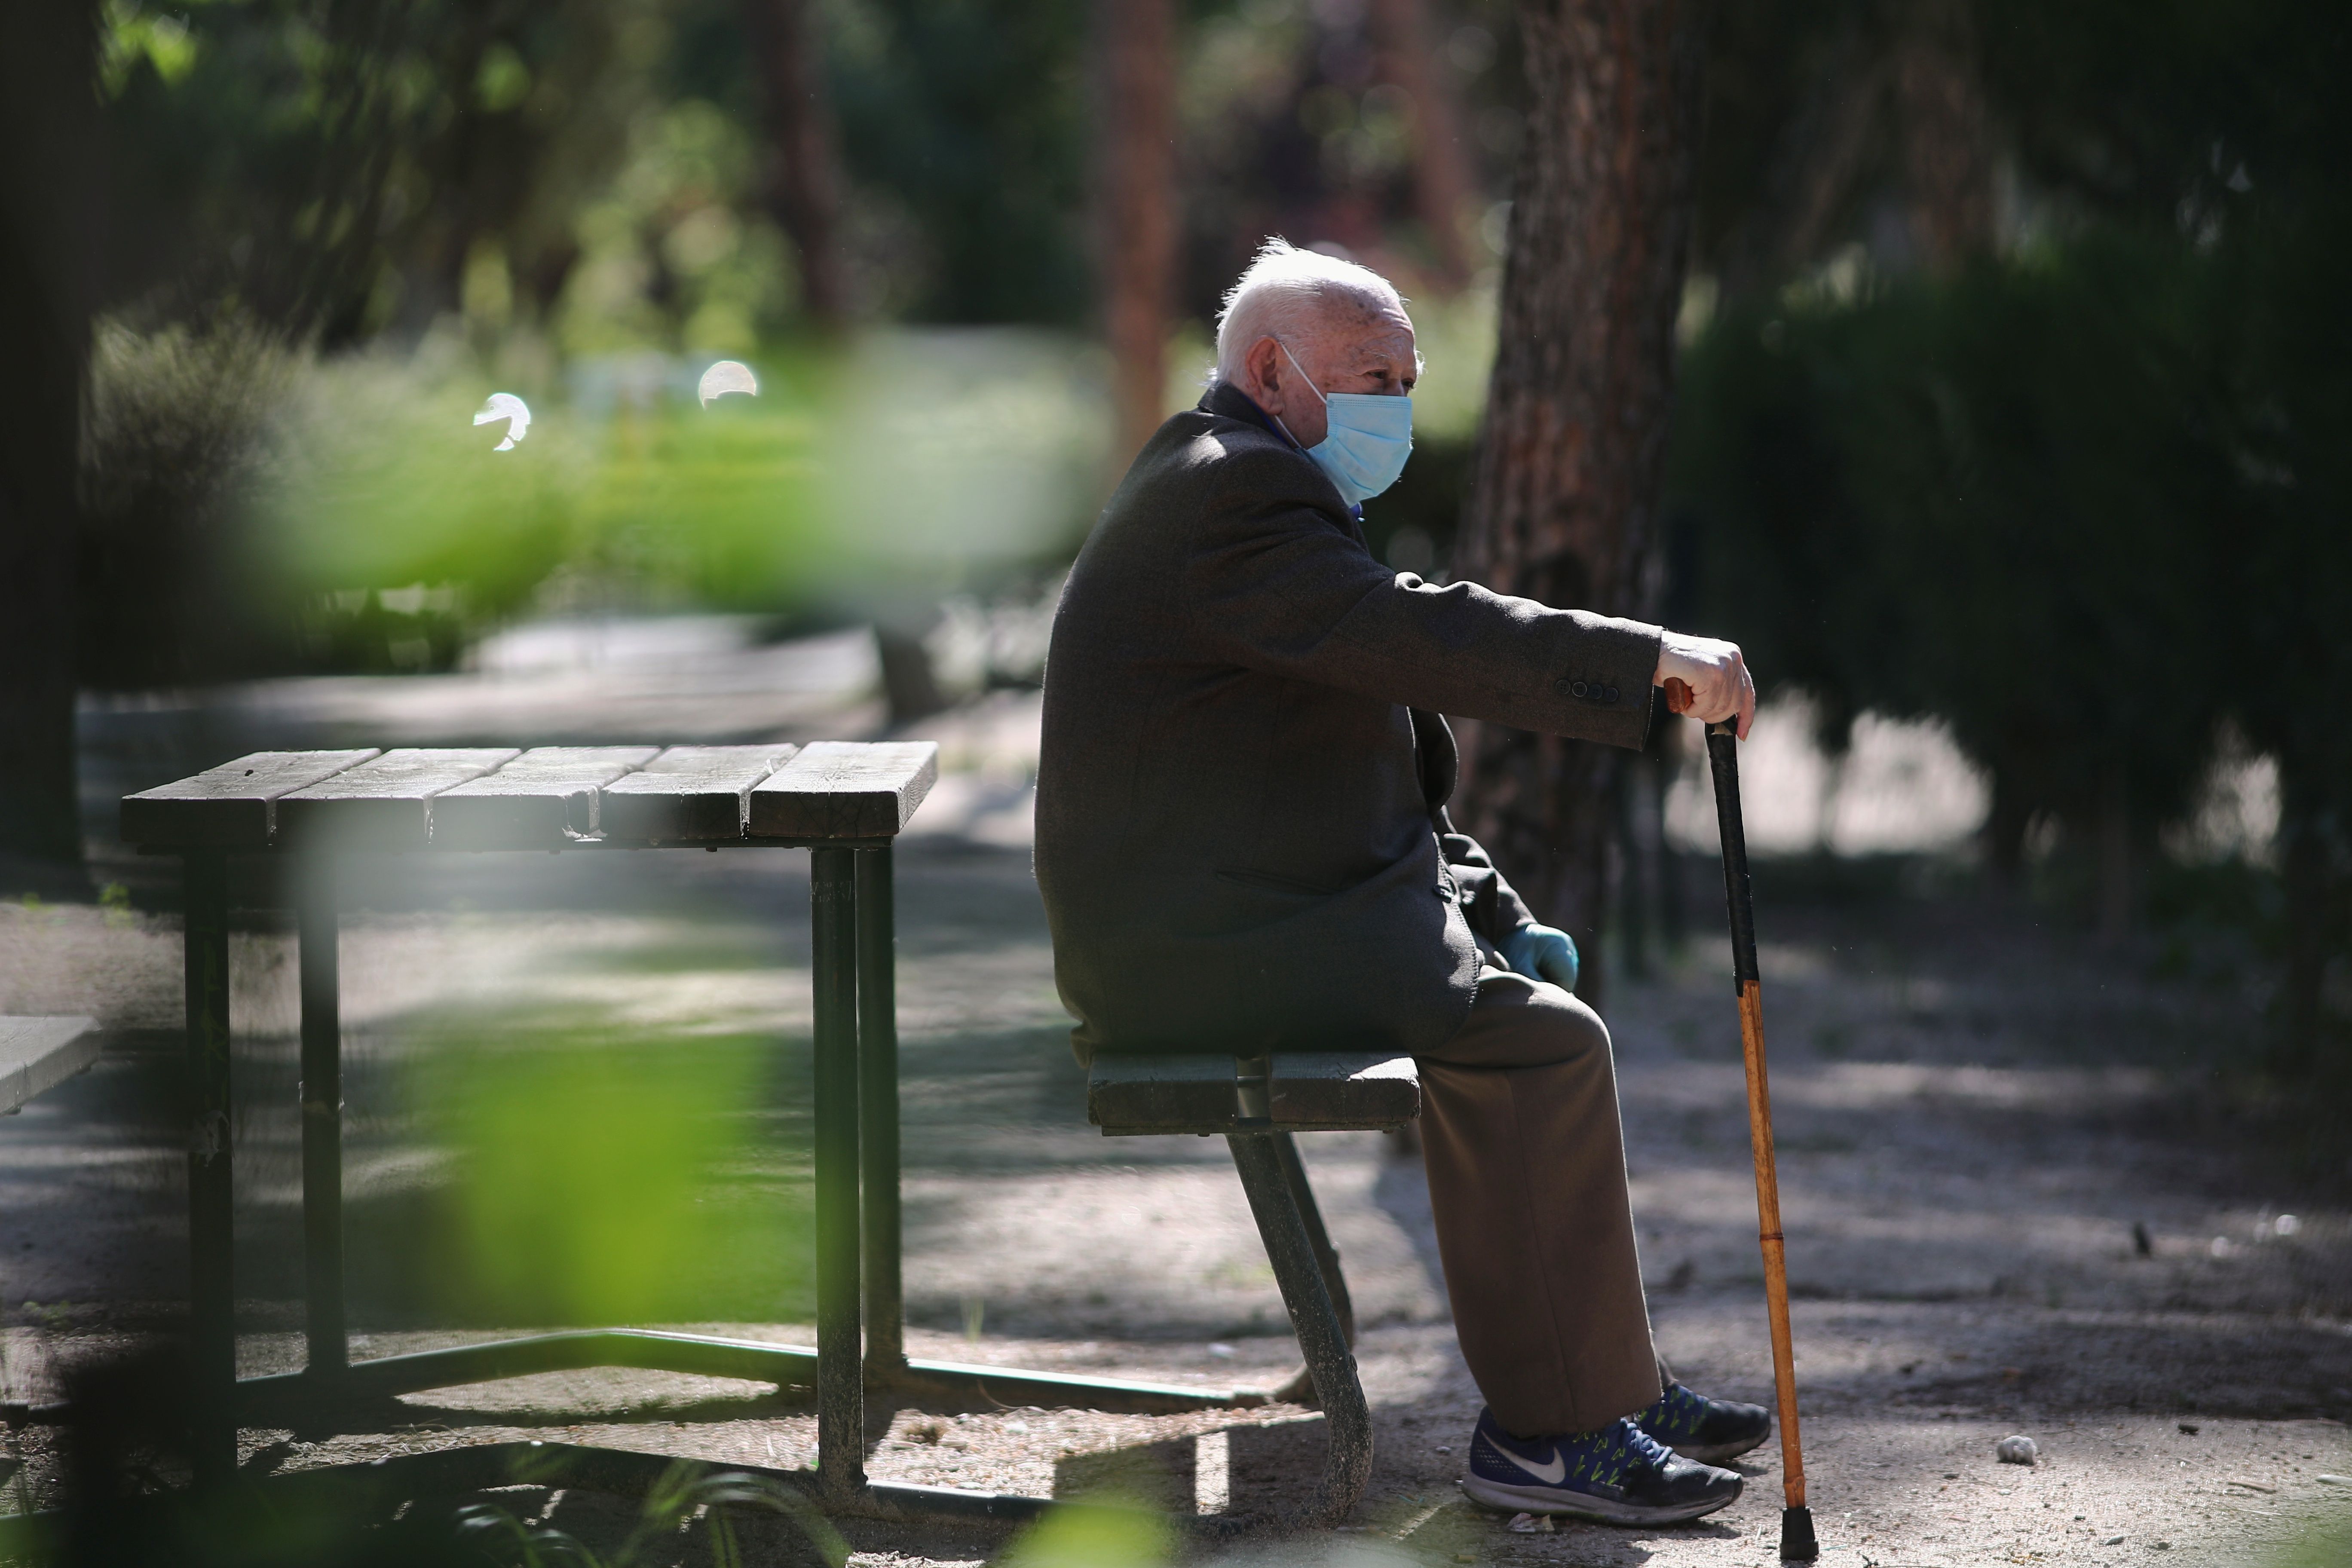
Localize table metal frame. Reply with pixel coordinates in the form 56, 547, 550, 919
173, 833, 1265, 1520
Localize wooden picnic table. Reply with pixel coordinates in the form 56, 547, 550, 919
123, 743, 1246, 1521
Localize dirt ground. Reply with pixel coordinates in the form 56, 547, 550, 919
0, 677, 2347, 1565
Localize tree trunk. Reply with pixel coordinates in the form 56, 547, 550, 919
1091, 0, 1179, 470
1369, 0, 1479, 287
1889, 0, 1993, 272
741, 0, 849, 331
1452, 0, 1710, 1004
0, 0, 100, 877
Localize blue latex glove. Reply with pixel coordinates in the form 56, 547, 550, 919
1498, 922, 1580, 992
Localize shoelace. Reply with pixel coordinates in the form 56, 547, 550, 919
1552, 1418, 1675, 1488
1637, 1381, 1709, 1441
1616, 1418, 1676, 1474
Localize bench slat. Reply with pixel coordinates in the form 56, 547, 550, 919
749, 741, 938, 839
277, 748, 522, 851
1089, 1051, 1419, 1136
598, 744, 800, 842
0, 1017, 100, 1114
120, 750, 380, 849
431, 747, 665, 849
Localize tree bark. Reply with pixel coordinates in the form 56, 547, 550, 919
1091, 0, 1179, 470
1890, 0, 1993, 272
1369, 0, 1479, 287
0, 0, 100, 875
1452, 0, 1710, 1002
741, 0, 849, 331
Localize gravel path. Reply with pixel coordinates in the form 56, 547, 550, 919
0, 675, 2345, 1565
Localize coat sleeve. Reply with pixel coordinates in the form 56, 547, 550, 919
1184, 444, 1661, 749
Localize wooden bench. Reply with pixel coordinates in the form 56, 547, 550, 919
1087, 1049, 1421, 1526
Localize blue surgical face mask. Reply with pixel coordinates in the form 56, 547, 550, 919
1277, 342, 1414, 507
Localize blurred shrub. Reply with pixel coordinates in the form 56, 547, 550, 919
79, 315, 302, 686
1669, 233, 2242, 869
1669, 214, 2352, 1082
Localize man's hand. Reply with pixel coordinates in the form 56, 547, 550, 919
1656, 630, 1756, 739
1499, 923, 1580, 992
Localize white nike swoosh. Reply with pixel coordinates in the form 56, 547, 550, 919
1501, 1442, 1567, 1485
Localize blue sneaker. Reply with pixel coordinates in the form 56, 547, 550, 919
1462, 1408, 1743, 1524
1634, 1381, 1773, 1464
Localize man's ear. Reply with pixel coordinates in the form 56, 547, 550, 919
1243, 335, 1283, 410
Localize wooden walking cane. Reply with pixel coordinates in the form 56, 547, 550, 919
1668, 681, 1817, 1562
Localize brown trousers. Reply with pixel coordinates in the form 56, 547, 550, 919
1416, 963, 1662, 1438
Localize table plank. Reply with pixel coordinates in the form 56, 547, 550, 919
749, 741, 938, 839
120, 750, 380, 849
276, 749, 521, 851
431, 747, 665, 849
0, 1017, 100, 1115
598, 744, 799, 842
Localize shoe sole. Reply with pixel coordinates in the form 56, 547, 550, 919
1461, 1473, 1742, 1525
1671, 1429, 1771, 1466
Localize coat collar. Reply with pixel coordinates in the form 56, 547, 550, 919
1200, 377, 1288, 438
1197, 379, 1364, 525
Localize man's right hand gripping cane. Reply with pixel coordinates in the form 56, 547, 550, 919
1656, 631, 1756, 736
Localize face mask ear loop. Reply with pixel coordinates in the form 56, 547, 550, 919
1277, 341, 1329, 408
1268, 340, 1327, 451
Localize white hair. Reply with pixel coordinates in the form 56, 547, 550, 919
1212, 237, 1411, 385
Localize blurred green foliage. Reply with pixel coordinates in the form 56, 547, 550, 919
409, 1021, 810, 1326
995, 1499, 1174, 1568
266, 343, 829, 620
2272, 1516, 2352, 1568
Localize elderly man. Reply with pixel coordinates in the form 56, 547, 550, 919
1035, 240, 1764, 1526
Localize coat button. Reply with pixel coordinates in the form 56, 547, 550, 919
1604, 686, 1620, 702
1553, 677, 1574, 695
1570, 680, 1588, 697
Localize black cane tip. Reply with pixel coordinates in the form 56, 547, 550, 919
1779, 1505, 1819, 1562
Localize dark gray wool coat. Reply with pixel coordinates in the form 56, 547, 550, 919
1035, 380, 1664, 1063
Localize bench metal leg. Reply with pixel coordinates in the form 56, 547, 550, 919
1266, 1131, 1354, 1406
1269, 1133, 1354, 1344
1227, 1132, 1371, 1527
810, 847, 866, 1504
183, 849, 236, 1486
297, 854, 346, 1380
856, 846, 904, 1378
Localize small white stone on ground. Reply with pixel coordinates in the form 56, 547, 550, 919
1996, 1434, 2039, 1464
